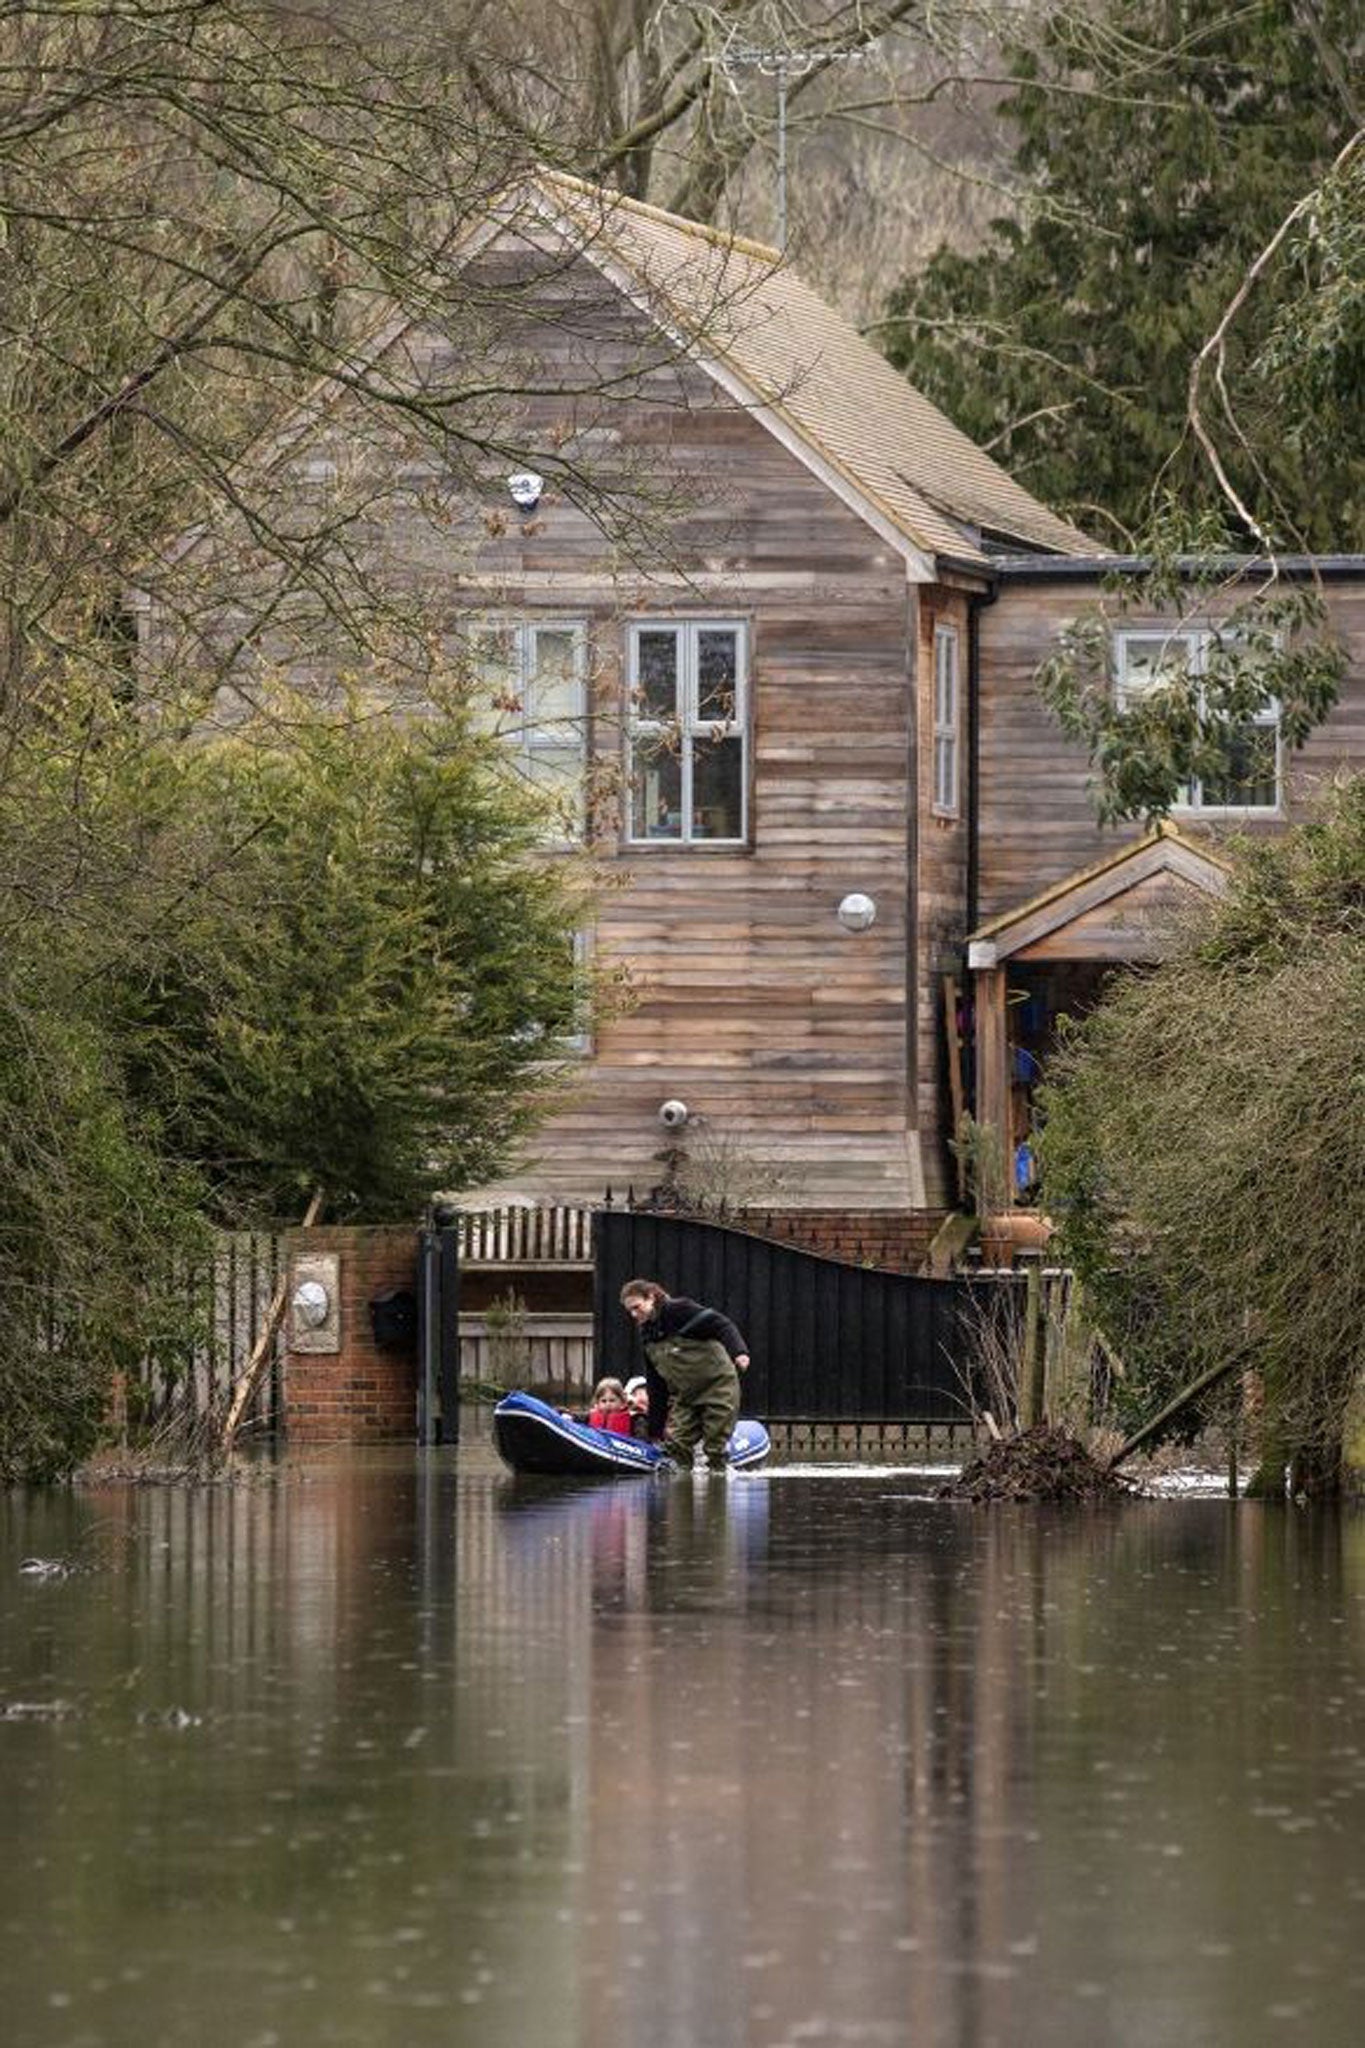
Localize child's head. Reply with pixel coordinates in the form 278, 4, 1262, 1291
624, 1375, 649, 1412
592, 1376, 626, 1411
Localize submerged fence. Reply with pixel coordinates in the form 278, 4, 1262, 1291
129, 1234, 285, 1441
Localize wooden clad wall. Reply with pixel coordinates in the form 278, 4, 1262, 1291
430, 244, 924, 1210
976, 573, 1365, 927
914, 589, 972, 1208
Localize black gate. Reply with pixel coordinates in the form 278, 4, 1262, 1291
594, 1209, 994, 1428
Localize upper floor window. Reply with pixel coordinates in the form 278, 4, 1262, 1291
626, 621, 748, 845
1115, 629, 1280, 814
466, 619, 587, 838
932, 624, 960, 818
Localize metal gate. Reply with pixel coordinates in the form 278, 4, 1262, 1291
593, 1209, 991, 1428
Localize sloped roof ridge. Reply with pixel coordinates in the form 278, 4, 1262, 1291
528, 172, 1099, 561
969, 821, 1233, 944
530, 166, 783, 268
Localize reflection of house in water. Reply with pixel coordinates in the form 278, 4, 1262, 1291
549, 1481, 1053, 2044
22, 1469, 1365, 2040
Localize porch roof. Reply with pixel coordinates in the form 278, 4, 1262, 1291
967, 823, 1233, 968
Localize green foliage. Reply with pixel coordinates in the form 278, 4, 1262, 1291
0, 694, 211, 1479
1255, 142, 1365, 472
882, 2, 1365, 547
109, 680, 602, 1223
1036, 510, 1347, 823
1038, 780, 1365, 1471
0, 675, 600, 1477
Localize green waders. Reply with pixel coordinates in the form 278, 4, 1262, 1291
645, 1333, 740, 1471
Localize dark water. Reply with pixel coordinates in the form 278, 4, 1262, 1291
4, 1449, 1365, 2048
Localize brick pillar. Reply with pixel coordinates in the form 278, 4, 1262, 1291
284, 1225, 419, 1444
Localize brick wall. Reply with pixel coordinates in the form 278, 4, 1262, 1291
754, 1209, 948, 1272
284, 1225, 419, 1444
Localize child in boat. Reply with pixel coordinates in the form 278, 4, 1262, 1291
624, 1374, 654, 1439
586, 1376, 632, 1435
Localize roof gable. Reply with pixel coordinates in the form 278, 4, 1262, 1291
519, 173, 1102, 570
968, 825, 1232, 965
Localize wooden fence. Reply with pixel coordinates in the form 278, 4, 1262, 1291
458, 1313, 595, 1403
455, 1204, 593, 1267
131, 1233, 285, 1440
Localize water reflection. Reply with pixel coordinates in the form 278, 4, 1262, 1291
4, 1461, 1365, 2045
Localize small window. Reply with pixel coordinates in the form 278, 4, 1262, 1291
465, 619, 588, 838
626, 621, 748, 845
506, 930, 594, 1058
932, 625, 960, 818
1114, 628, 1280, 815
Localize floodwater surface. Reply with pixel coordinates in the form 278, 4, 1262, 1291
4, 1449, 1365, 2047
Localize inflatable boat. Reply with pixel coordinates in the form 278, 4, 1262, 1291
491, 1390, 771, 1478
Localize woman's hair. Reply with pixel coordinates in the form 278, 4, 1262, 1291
620, 1277, 667, 1308
592, 1376, 626, 1405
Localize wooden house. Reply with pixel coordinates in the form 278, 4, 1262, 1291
967, 556, 1365, 1199
173, 173, 1365, 1231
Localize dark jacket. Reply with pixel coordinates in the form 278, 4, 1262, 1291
636, 1295, 748, 1439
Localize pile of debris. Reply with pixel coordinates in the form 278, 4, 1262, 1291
943, 1424, 1133, 1503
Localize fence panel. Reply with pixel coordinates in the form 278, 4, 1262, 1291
456, 1205, 593, 1268
134, 1232, 284, 1439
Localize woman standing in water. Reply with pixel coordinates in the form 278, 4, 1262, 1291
619, 1279, 750, 1472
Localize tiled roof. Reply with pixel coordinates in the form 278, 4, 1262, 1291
529, 171, 1100, 567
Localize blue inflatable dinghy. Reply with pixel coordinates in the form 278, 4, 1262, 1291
492, 1390, 770, 1478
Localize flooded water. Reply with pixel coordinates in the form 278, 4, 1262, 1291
5, 1449, 1365, 2047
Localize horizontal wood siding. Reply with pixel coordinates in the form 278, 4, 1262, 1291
427, 246, 921, 1209
977, 575, 1365, 925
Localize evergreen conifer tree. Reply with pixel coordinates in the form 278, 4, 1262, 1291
882, 1, 1365, 548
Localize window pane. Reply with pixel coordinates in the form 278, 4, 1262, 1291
935, 634, 957, 725
630, 733, 683, 839
692, 733, 743, 839
1119, 634, 1195, 694
1199, 723, 1278, 809
465, 625, 518, 734
697, 629, 739, 723
635, 631, 678, 720
530, 628, 580, 724
935, 734, 957, 812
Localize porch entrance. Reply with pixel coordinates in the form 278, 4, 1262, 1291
964, 824, 1233, 1206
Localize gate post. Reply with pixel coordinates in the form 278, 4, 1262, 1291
417, 1203, 461, 1444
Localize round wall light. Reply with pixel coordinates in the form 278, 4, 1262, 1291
291, 1279, 331, 1330
836, 892, 877, 932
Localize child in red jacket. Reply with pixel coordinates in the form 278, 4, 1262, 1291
586, 1377, 632, 1435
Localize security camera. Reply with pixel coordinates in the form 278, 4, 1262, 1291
658, 1099, 690, 1130
507, 470, 544, 511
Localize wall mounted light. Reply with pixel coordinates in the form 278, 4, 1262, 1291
836, 892, 877, 932
288, 1253, 341, 1353
507, 471, 544, 512
291, 1278, 331, 1330
659, 1099, 690, 1129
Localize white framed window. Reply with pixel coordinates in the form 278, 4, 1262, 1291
626, 620, 748, 845
565, 928, 594, 1055
1115, 628, 1280, 814
507, 928, 594, 1058
465, 618, 588, 838
932, 624, 960, 818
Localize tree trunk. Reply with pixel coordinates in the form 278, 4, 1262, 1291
1289, 1440, 1345, 1500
